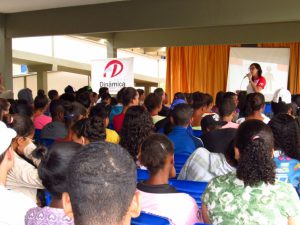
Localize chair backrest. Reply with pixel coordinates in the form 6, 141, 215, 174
137, 169, 150, 182
174, 154, 190, 174
168, 179, 208, 207
131, 212, 171, 225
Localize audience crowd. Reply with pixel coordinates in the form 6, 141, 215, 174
0, 83, 300, 225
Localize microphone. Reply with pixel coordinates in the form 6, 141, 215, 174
243, 73, 249, 79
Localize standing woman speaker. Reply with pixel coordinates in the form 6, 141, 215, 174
247, 63, 267, 93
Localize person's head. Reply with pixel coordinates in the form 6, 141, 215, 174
122, 87, 139, 107
249, 63, 262, 79
269, 114, 300, 161
173, 92, 186, 102
235, 120, 275, 186
223, 92, 238, 107
201, 114, 226, 133
219, 98, 237, 119
17, 88, 33, 105
139, 134, 176, 178
192, 92, 209, 115
71, 116, 106, 145
154, 88, 165, 102
49, 99, 66, 121
144, 93, 162, 115
64, 85, 75, 94
0, 121, 16, 175
137, 89, 145, 103
76, 92, 91, 109
120, 106, 154, 161
171, 103, 193, 127
63, 142, 140, 225
204, 93, 214, 112
271, 88, 292, 116
215, 91, 225, 109
245, 93, 265, 116
100, 93, 111, 105
34, 92, 49, 112
89, 103, 110, 127
36, 142, 82, 201
9, 114, 35, 155
10, 99, 33, 118
48, 90, 59, 101
60, 93, 76, 102
116, 87, 126, 104
64, 102, 88, 130
98, 87, 109, 98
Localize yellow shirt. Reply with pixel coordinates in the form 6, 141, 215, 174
106, 128, 120, 144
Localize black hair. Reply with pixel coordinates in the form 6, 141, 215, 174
144, 93, 162, 113
204, 93, 213, 107
9, 114, 34, 137
64, 85, 75, 94
224, 140, 238, 168
72, 116, 106, 142
48, 90, 59, 101
66, 142, 136, 225
34, 92, 49, 111
49, 99, 65, 119
137, 89, 145, 97
192, 92, 207, 110
271, 101, 291, 116
237, 91, 247, 117
116, 87, 126, 103
10, 99, 33, 118
100, 93, 111, 102
269, 114, 300, 161
154, 88, 164, 97
235, 120, 275, 186
122, 87, 138, 106
89, 103, 110, 119
140, 134, 174, 175
60, 93, 75, 102
110, 97, 118, 106
36, 142, 82, 199
250, 63, 263, 79
65, 102, 88, 130
173, 92, 186, 101
120, 106, 154, 161
171, 103, 193, 126
215, 91, 225, 109
98, 87, 109, 97
219, 98, 236, 118
245, 93, 265, 116
223, 92, 237, 101
76, 92, 91, 109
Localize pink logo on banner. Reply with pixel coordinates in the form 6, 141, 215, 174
104, 60, 124, 78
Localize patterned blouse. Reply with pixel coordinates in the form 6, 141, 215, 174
25, 207, 74, 225
202, 172, 300, 225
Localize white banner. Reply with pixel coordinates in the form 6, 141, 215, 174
91, 57, 134, 94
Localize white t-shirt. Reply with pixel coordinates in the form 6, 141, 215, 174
0, 185, 36, 225
236, 114, 270, 125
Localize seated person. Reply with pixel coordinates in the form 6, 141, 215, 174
71, 116, 106, 145
41, 99, 68, 140
137, 134, 201, 225
236, 93, 270, 124
63, 142, 140, 225
202, 120, 300, 225
25, 142, 82, 225
219, 98, 239, 129
7, 114, 43, 201
89, 103, 120, 144
178, 141, 237, 182
269, 113, 300, 193
144, 93, 165, 124
33, 92, 52, 129
271, 88, 293, 116
113, 87, 139, 133
167, 103, 203, 155
0, 121, 36, 225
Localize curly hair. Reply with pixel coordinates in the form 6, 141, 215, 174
236, 119, 275, 186
268, 114, 300, 161
120, 105, 154, 161
140, 134, 174, 175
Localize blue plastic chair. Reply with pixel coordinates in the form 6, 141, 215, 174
174, 154, 190, 175
137, 169, 150, 182
194, 223, 211, 225
131, 212, 171, 225
168, 179, 208, 207
264, 102, 272, 117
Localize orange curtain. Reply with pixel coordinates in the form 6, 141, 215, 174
166, 45, 238, 102
258, 42, 300, 94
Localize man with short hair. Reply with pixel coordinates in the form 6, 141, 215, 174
167, 103, 203, 155
63, 142, 141, 225
0, 121, 36, 225
219, 98, 239, 129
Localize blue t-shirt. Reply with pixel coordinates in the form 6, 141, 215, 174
167, 126, 203, 156
274, 150, 300, 195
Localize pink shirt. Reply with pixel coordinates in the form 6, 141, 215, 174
221, 121, 239, 129
137, 190, 201, 225
33, 114, 52, 129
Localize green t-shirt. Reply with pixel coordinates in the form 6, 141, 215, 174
202, 172, 300, 225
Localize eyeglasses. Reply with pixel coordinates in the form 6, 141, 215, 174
249, 67, 256, 70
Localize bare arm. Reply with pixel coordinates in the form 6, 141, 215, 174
201, 204, 212, 224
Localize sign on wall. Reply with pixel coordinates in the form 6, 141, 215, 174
91, 57, 134, 94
